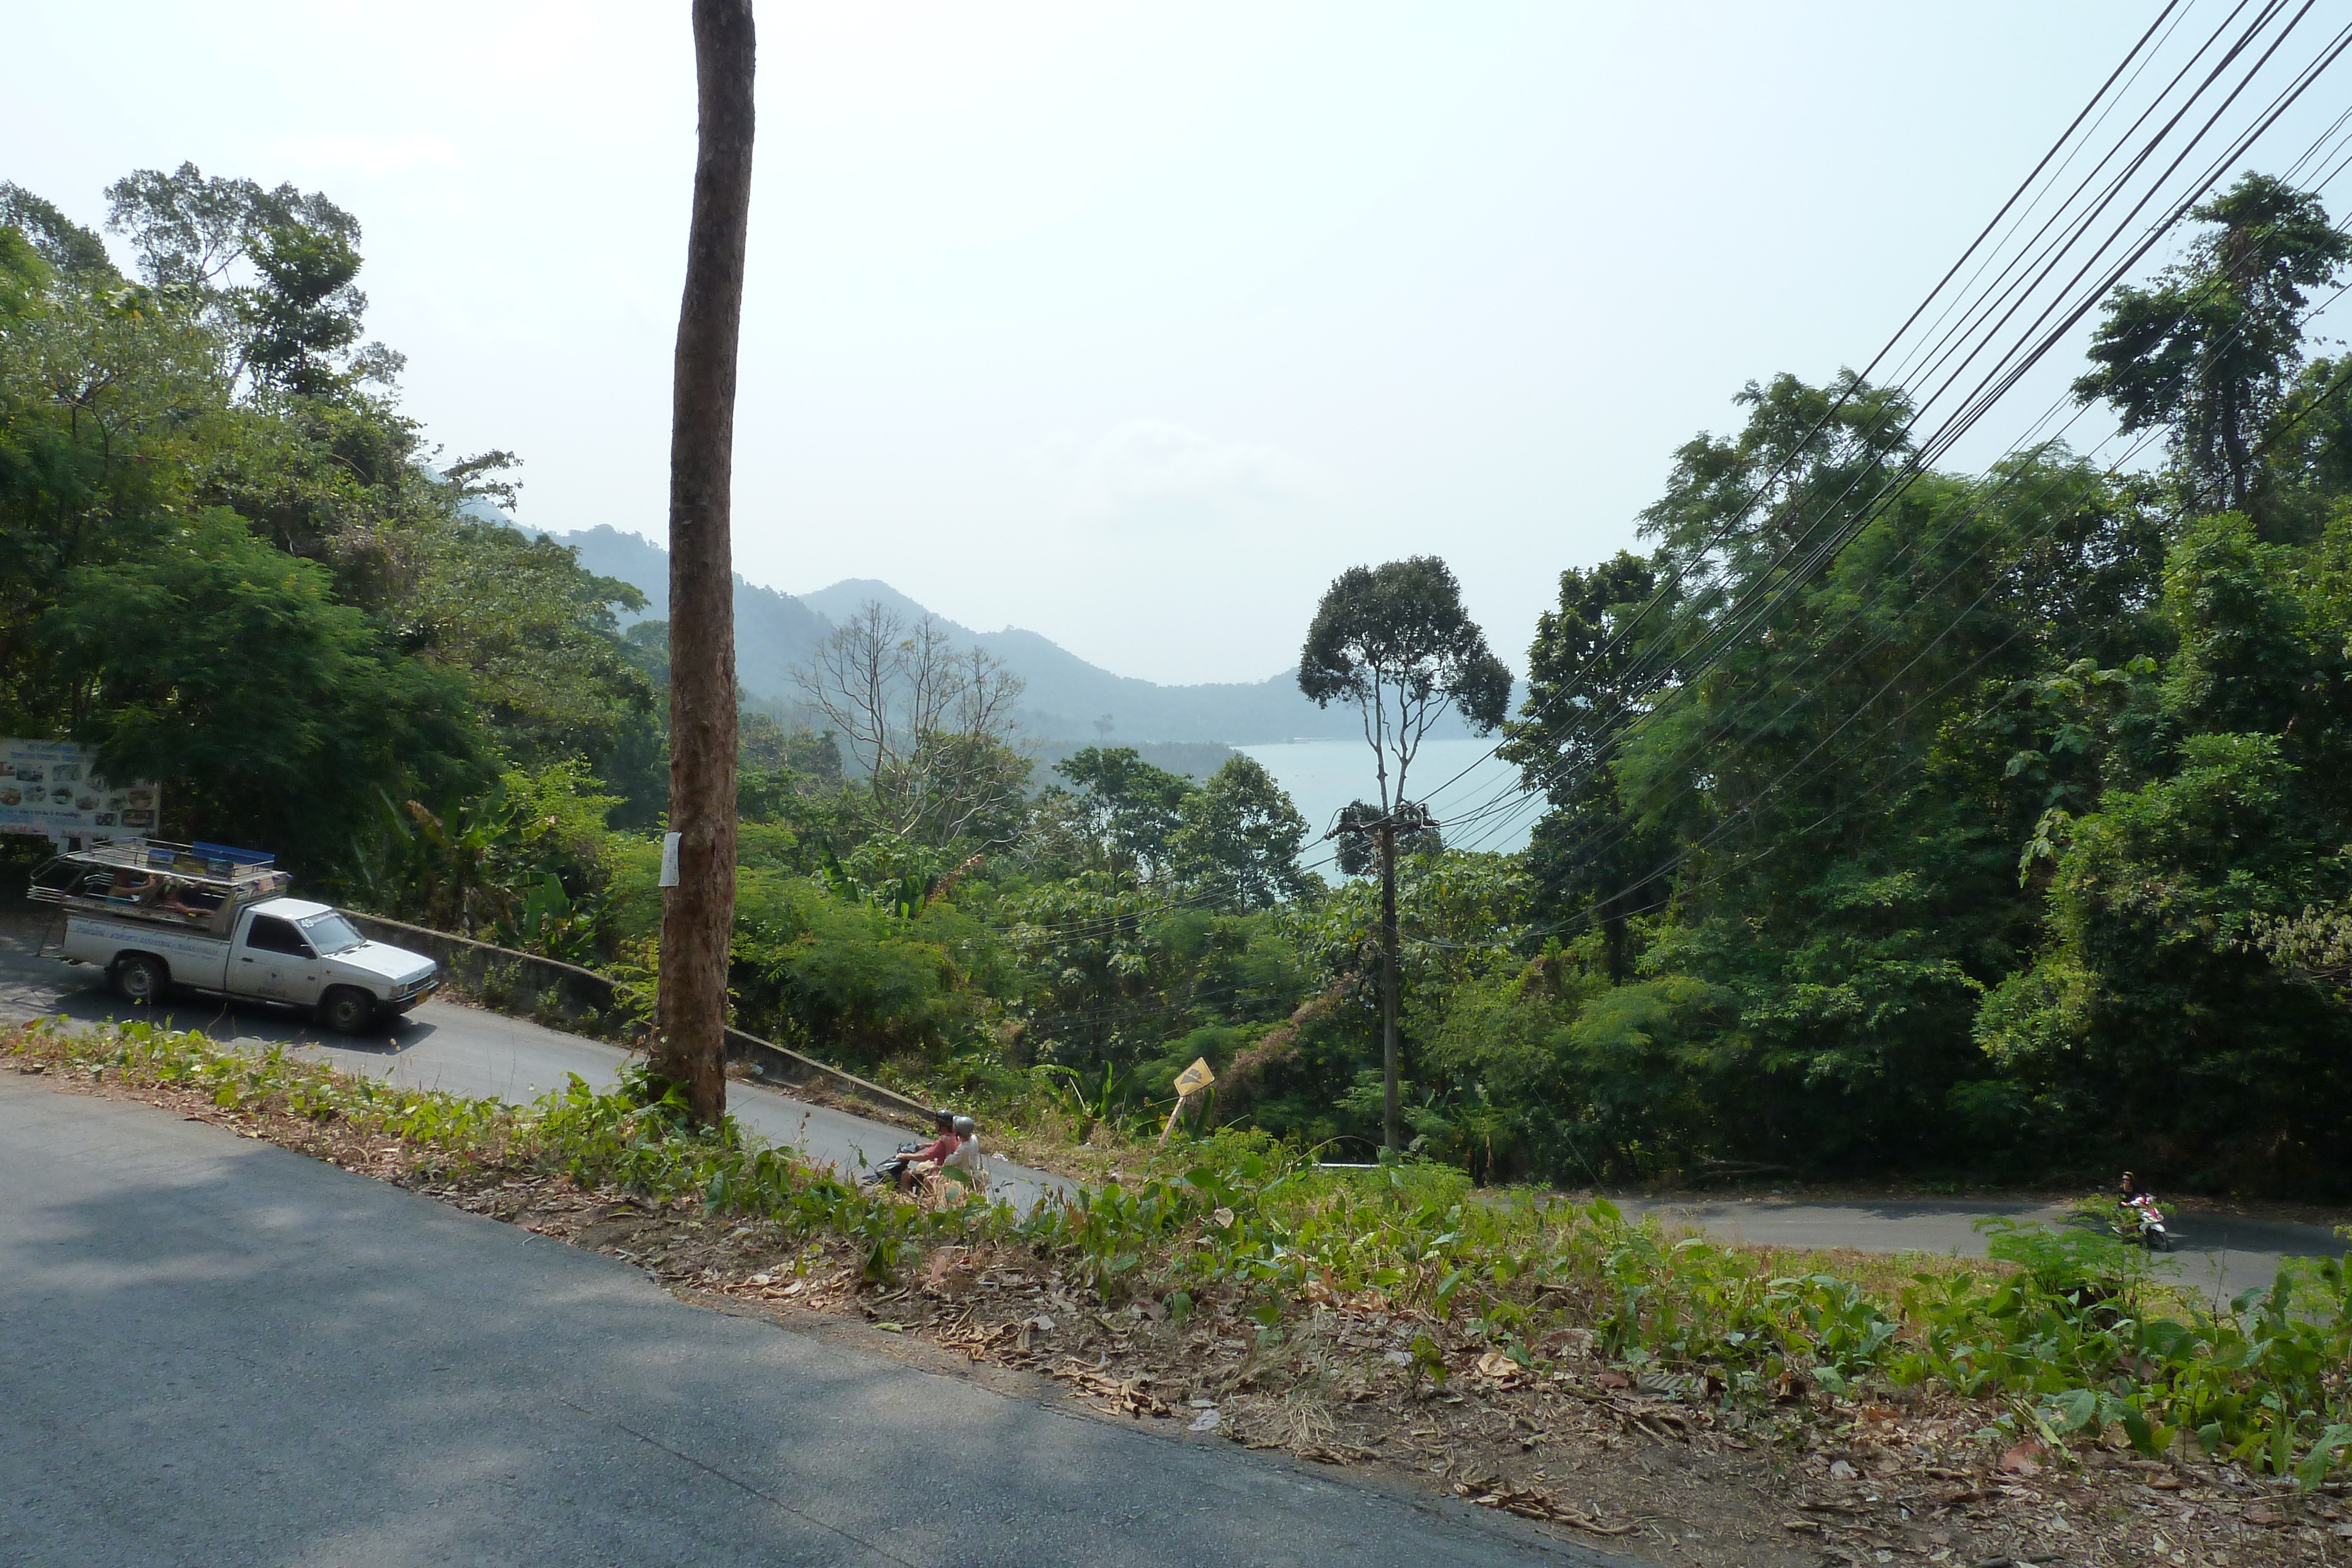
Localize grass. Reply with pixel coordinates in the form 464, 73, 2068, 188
11, 1014, 2352, 1491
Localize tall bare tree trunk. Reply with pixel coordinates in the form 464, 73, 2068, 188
1378, 819, 1401, 1154
656, 0, 755, 1126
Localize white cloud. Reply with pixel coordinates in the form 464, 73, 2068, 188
1046, 419, 1320, 526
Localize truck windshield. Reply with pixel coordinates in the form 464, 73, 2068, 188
298, 912, 365, 954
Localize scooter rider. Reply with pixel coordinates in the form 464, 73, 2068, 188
943, 1114, 984, 1189
867, 1111, 953, 1189
2117, 1170, 2169, 1245
897, 1111, 963, 1192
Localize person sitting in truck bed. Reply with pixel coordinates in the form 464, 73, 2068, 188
153, 881, 219, 921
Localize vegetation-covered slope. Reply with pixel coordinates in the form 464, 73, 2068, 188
10, 166, 2352, 1197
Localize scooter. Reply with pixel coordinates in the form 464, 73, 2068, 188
861, 1140, 931, 1188
2116, 1193, 2176, 1251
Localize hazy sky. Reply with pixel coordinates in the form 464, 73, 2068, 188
12, 2, 2338, 683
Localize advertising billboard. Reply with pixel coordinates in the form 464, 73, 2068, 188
0, 739, 162, 844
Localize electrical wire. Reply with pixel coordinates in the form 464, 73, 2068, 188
1428, 21, 2352, 858
1413, 2, 2343, 833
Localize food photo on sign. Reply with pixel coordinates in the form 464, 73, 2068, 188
0, 739, 161, 845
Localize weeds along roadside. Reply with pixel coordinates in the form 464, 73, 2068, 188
8, 1017, 2352, 1490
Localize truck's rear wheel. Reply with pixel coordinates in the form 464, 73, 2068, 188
319, 987, 375, 1035
113, 954, 169, 1005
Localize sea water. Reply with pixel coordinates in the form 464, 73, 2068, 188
1239, 737, 1538, 870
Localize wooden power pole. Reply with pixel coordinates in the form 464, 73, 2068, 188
1377, 815, 1402, 1155
656, 0, 755, 1125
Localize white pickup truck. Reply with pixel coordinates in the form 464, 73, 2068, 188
31, 842, 438, 1034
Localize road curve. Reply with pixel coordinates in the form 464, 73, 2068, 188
0, 913, 1067, 1213
0, 1076, 1615, 1568
1611, 1194, 2340, 1302
3, 912, 2338, 1289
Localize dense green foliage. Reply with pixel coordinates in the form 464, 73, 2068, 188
1495, 174, 2352, 1192
11, 167, 2352, 1196
0, 166, 662, 878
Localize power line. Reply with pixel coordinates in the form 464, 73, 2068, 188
1439, 95, 2352, 870
1408, 0, 2288, 823
1461, 259, 2352, 878
1431, 15, 2352, 857
1511, 301, 2352, 929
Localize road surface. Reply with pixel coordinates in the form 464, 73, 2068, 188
0, 1076, 1618, 1568
1612, 1193, 2338, 1302
0, 912, 1065, 1213
2, 912, 2337, 1291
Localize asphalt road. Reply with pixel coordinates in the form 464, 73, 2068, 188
0, 912, 1067, 1213
0, 1076, 1618, 1568
1611, 1195, 2340, 1302
3, 911, 2339, 1291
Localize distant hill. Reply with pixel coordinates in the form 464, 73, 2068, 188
553, 525, 831, 697
797, 578, 935, 628
540, 528, 1489, 745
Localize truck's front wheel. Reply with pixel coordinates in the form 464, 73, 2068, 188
318, 987, 375, 1035
113, 954, 169, 1005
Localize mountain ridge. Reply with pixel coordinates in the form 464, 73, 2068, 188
543, 526, 1479, 746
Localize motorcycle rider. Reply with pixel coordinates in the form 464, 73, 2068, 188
897, 1111, 963, 1192
867, 1111, 953, 1189
2117, 1170, 2166, 1244
943, 1114, 984, 1191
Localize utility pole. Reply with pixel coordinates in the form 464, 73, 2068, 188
1328, 800, 1423, 1156
1299, 557, 1512, 1159
1376, 815, 1401, 1154
656, 0, 754, 1126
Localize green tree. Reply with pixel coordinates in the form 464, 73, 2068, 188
1300, 554, 1512, 1151
1168, 754, 1312, 908
42, 507, 485, 870
2074, 173, 2350, 516
0, 183, 118, 285
398, 521, 662, 791
0, 228, 41, 319
104, 163, 397, 394
0, 249, 236, 737
1982, 507, 2352, 1186
1502, 551, 1674, 982
4, 173, 660, 880
236, 223, 373, 395
1505, 366, 2167, 1176
1054, 745, 1194, 878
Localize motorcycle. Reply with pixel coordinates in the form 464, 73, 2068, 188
861, 1139, 931, 1188
2116, 1192, 2176, 1251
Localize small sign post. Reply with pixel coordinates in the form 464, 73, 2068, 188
1160, 1057, 1217, 1145
659, 831, 683, 888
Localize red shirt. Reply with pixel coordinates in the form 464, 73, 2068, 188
914, 1132, 959, 1163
